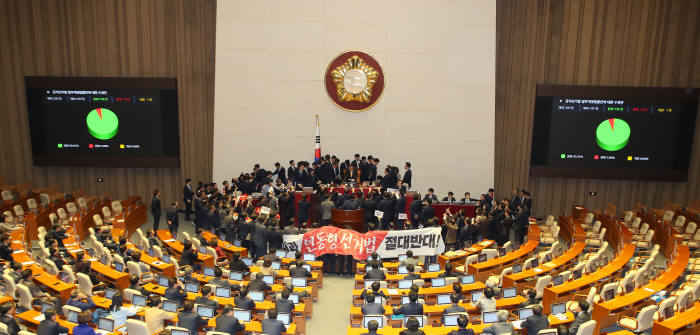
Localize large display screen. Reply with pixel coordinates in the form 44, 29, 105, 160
530, 85, 698, 181
25, 77, 180, 167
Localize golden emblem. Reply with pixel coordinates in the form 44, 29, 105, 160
330, 55, 379, 103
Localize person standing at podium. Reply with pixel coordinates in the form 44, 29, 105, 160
151, 190, 162, 231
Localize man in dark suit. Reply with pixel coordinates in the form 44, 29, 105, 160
287, 160, 297, 184
520, 304, 549, 335
37, 309, 68, 335
266, 225, 283, 251
275, 288, 295, 313
442, 191, 458, 204
262, 309, 287, 335
402, 162, 412, 188
522, 191, 533, 210
151, 190, 162, 231
514, 204, 530, 244
290, 260, 312, 277
178, 301, 206, 335
509, 188, 521, 212
559, 301, 591, 335
363, 261, 386, 280
164, 278, 187, 306
296, 195, 311, 225
461, 192, 476, 205
403, 264, 421, 280
238, 216, 251, 249
443, 293, 467, 315
282, 221, 300, 235
377, 192, 395, 230
215, 304, 245, 334
423, 188, 438, 203
248, 272, 272, 292
361, 293, 385, 315
393, 292, 423, 315
234, 287, 255, 310
183, 178, 194, 221
273, 162, 286, 184
0, 303, 19, 335
252, 219, 268, 259
395, 191, 407, 229
194, 285, 220, 310
166, 201, 179, 238
351, 154, 362, 170
420, 199, 435, 226
180, 240, 198, 268
409, 195, 423, 229
447, 315, 475, 335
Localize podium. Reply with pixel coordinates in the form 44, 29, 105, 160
331, 208, 365, 232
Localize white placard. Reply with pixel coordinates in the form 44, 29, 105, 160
374, 210, 383, 219
398, 213, 408, 220
260, 207, 271, 215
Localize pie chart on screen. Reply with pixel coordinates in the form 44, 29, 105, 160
86, 108, 119, 140
596, 118, 630, 151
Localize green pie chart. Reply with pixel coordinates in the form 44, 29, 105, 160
86, 108, 118, 140
596, 118, 630, 151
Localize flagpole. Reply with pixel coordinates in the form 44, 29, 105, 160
314, 115, 321, 162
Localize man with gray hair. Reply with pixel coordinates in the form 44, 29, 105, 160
482, 310, 514, 334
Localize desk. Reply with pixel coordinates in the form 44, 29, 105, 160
403, 197, 476, 224
542, 243, 635, 312
591, 244, 690, 333
200, 231, 248, 257
352, 282, 487, 306
437, 240, 495, 267
331, 208, 365, 232
17, 310, 120, 335
89, 261, 130, 290
156, 230, 215, 267
652, 301, 700, 335
468, 232, 539, 282
502, 242, 585, 291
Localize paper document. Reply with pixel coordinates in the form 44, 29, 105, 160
386, 289, 399, 295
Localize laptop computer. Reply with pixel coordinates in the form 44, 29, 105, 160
363, 315, 384, 328
551, 302, 566, 315
518, 308, 533, 320
162, 253, 171, 264
275, 250, 286, 258
443, 314, 459, 326
397, 265, 408, 274
512, 264, 523, 274
263, 275, 274, 285
162, 300, 178, 313
132, 294, 147, 307
185, 282, 199, 293
288, 293, 300, 304
230, 271, 243, 281
502, 287, 517, 298
303, 253, 316, 262
157, 276, 169, 287
277, 312, 291, 326
249, 291, 264, 302
203, 266, 215, 277
436, 294, 451, 305
104, 288, 118, 300
97, 317, 114, 334
482, 311, 498, 323
271, 261, 281, 270
66, 310, 78, 323
170, 329, 190, 335
478, 254, 488, 263
216, 286, 231, 298
461, 274, 475, 284
427, 263, 440, 272
431, 277, 445, 287
471, 291, 483, 302
552, 275, 563, 286
242, 257, 253, 266
233, 309, 251, 322
113, 262, 124, 272
196, 305, 214, 319
398, 254, 407, 262
398, 279, 413, 289
292, 277, 307, 288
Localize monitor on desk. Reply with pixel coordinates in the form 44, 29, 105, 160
292, 277, 307, 288
436, 294, 451, 305
397, 265, 408, 274
398, 254, 407, 262
303, 253, 316, 262
216, 286, 231, 298
363, 315, 384, 328
158, 276, 169, 287
277, 312, 291, 325
478, 254, 488, 263
234, 309, 251, 322
60, 272, 71, 283
104, 288, 118, 300
552, 275, 563, 286
427, 263, 440, 272
162, 253, 171, 264
87, 248, 95, 257
365, 265, 374, 271
230, 271, 243, 281
573, 268, 582, 280
203, 266, 215, 277
538, 331, 557, 335
141, 272, 154, 282
518, 308, 533, 320
482, 311, 498, 324
67, 310, 78, 323
625, 281, 635, 293
100, 255, 109, 265
170, 329, 190, 335
431, 277, 446, 288
242, 257, 253, 266
502, 287, 517, 299
288, 293, 300, 304
530, 259, 539, 268
664, 305, 675, 318
402, 296, 410, 305
249, 290, 264, 302
185, 282, 199, 293
365, 280, 378, 289
113, 262, 124, 273
471, 291, 483, 302
545, 253, 553, 262
271, 261, 281, 270
551, 302, 566, 315
148, 248, 154, 257
98, 317, 114, 332
403, 315, 424, 328
132, 294, 147, 307
41, 302, 53, 313
218, 233, 226, 241
263, 275, 274, 285
275, 250, 287, 258
398, 279, 413, 289
302, 264, 311, 272
162, 300, 178, 313
461, 274, 475, 284
498, 248, 506, 257
197, 305, 214, 319
443, 314, 459, 326
233, 240, 242, 247
512, 264, 523, 274
603, 288, 615, 301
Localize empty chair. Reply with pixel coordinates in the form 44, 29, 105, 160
486, 267, 512, 288
654, 296, 677, 321
191, 238, 201, 251
13, 205, 24, 217
618, 305, 656, 333
152, 246, 163, 259
123, 288, 141, 303
481, 249, 498, 260
628, 217, 642, 233
182, 231, 191, 241
618, 271, 636, 294
61, 265, 76, 284
583, 213, 595, 228
585, 228, 606, 248
93, 214, 104, 227
102, 206, 112, 218
525, 275, 552, 299
77, 197, 88, 210
540, 226, 559, 245
16, 284, 33, 310
682, 229, 700, 248
76, 273, 95, 296
1, 190, 14, 201
111, 201, 123, 214
559, 270, 572, 282
632, 230, 654, 249
503, 241, 513, 253
42, 259, 59, 275
673, 215, 686, 229
662, 210, 674, 223
3, 274, 17, 299
623, 211, 634, 224
48, 213, 58, 225
39, 193, 51, 207
27, 198, 38, 212
586, 221, 602, 238
634, 223, 650, 238
574, 320, 596, 335
66, 202, 78, 215
56, 208, 67, 220
683, 222, 697, 239
2, 211, 13, 224
523, 257, 537, 271
127, 261, 143, 277
125, 319, 150, 335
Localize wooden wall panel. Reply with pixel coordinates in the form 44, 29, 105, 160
496, 0, 700, 216
0, 0, 215, 205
